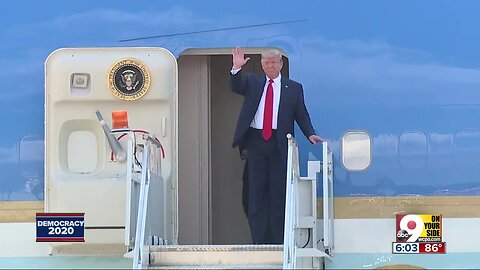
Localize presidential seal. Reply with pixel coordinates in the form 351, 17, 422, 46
108, 58, 151, 101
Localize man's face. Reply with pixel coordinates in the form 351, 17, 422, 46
261, 55, 283, 79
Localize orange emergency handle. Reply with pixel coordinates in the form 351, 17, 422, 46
112, 110, 129, 129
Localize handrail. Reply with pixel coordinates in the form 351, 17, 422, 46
128, 135, 164, 269
283, 134, 334, 269
323, 142, 334, 254
125, 138, 135, 247
283, 134, 298, 269
133, 145, 150, 269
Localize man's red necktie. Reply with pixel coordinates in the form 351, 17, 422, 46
262, 79, 274, 140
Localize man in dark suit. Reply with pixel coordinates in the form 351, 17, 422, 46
230, 47, 323, 244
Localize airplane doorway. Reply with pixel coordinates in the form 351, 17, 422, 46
178, 48, 289, 244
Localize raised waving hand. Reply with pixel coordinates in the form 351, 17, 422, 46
232, 47, 250, 69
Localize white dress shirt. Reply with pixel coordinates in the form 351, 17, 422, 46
250, 75, 281, 129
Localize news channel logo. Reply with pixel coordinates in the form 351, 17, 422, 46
36, 213, 85, 242
396, 214, 442, 243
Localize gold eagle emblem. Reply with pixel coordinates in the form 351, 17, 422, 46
108, 58, 150, 101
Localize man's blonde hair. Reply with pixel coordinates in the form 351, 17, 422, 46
261, 49, 283, 62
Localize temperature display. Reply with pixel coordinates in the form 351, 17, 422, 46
419, 242, 446, 254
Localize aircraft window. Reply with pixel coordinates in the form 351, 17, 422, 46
454, 129, 480, 168
342, 131, 371, 171
399, 131, 427, 169
429, 133, 453, 169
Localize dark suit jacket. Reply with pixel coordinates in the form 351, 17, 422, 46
230, 70, 316, 163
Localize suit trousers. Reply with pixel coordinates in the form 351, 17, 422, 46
246, 128, 287, 244
241, 162, 249, 216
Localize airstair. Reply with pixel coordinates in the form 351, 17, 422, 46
127, 133, 334, 269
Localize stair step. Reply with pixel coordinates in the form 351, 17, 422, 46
50, 243, 126, 255
150, 244, 282, 252
149, 245, 283, 267
297, 217, 316, 228
295, 247, 329, 258
149, 264, 282, 269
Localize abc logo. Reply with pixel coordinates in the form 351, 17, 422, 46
397, 229, 410, 241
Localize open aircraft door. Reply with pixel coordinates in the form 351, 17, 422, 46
177, 48, 289, 245
45, 48, 178, 251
